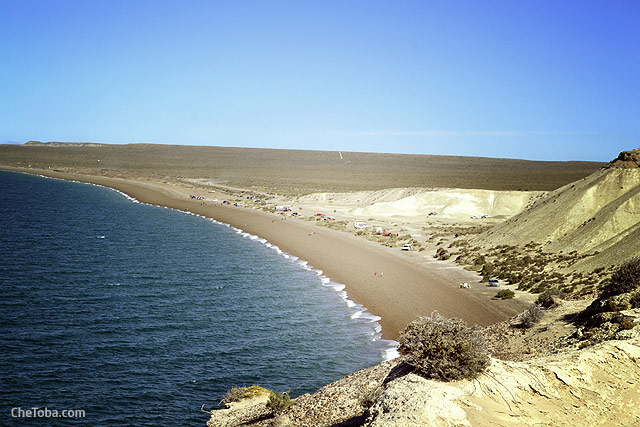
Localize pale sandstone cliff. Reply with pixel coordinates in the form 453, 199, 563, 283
207, 320, 640, 426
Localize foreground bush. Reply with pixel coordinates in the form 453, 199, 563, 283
600, 257, 640, 297
398, 313, 489, 381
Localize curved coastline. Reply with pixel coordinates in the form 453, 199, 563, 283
16, 170, 400, 359
3, 168, 528, 341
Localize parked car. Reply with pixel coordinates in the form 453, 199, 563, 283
488, 279, 500, 287
402, 244, 413, 251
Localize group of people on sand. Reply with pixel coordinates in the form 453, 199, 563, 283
459, 282, 470, 289
374, 271, 384, 277
188, 194, 206, 205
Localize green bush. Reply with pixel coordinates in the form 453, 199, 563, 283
495, 289, 515, 299
600, 257, 640, 297
266, 391, 294, 415
398, 313, 489, 381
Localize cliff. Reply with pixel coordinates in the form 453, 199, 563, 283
206, 305, 640, 426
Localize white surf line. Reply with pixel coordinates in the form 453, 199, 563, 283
227, 223, 400, 361
19, 171, 399, 359
24, 171, 400, 360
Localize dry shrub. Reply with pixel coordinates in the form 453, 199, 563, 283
495, 289, 515, 299
221, 386, 248, 405
518, 304, 544, 329
221, 385, 272, 406
535, 290, 559, 308
630, 291, 640, 309
398, 313, 489, 381
435, 247, 450, 260
358, 386, 384, 409
600, 257, 640, 297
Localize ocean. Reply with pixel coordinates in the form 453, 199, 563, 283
0, 171, 394, 426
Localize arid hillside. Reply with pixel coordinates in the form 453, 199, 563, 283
0, 142, 602, 194
478, 149, 640, 270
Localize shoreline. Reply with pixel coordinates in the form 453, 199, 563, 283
2, 167, 528, 341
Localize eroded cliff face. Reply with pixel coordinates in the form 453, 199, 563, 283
477, 167, 640, 270
367, 336, 640, 426
207, 329, 640, 426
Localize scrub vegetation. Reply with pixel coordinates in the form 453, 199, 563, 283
0, 142, 602, 194
398, 313, 489, 381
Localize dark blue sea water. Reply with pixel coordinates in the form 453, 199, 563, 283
0, 171, 394, 426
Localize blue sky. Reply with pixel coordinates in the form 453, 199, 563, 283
1, 1, 638, 161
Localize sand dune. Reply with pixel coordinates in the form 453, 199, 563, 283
346, 188, 543, 220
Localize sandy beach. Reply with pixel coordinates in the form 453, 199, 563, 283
3, 167, 528, 341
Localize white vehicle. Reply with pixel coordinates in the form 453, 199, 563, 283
402, 244, 413, 251
354, 221, 369, 229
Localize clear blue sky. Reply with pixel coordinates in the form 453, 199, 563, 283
1, 1, 638, 161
